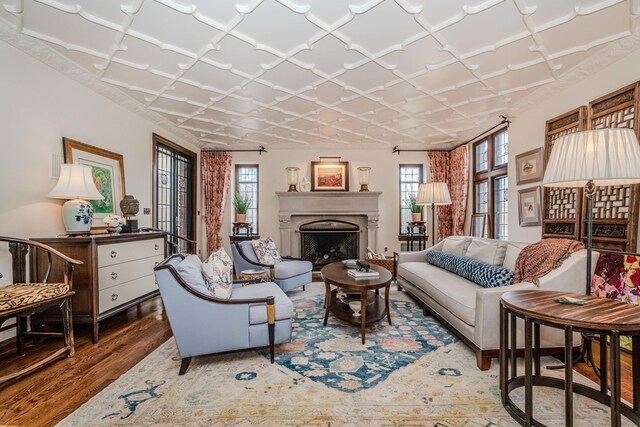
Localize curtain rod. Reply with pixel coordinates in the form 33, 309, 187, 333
202, 146, 267, 155
391, 115, 511, 155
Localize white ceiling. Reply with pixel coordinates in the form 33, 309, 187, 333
1, 0, 639, 150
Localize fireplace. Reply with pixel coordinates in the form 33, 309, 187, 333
300, 220, 360, 270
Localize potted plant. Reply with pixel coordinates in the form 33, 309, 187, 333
233, 192, 251, 223
406, 194, 422, 222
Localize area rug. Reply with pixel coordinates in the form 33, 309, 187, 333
59, 284, 625, 426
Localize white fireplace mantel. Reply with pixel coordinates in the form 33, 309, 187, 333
276, 191, 382, 257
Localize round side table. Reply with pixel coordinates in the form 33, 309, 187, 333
500, 290, 640, 427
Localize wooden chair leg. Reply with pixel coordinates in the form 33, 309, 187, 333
268, 323, 275, 363
267, 297, 275, 363
16, 316, 26, 357
302, 285, 306, 291
179, 357, 192, 375
62, 298, 75, 357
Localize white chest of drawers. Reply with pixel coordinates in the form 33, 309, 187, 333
32, 232, 167, 343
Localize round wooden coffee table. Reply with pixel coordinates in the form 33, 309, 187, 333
321, 262, 393, 344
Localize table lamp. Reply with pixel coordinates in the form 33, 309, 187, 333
417, 182, 451, 244
47, 163, 104, 234
543, 128, 640, 374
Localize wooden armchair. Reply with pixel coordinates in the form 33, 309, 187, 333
0, 237, 82, 385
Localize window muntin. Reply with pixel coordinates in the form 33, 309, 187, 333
494, 176, 508, 240
235, 165, 259, 234
399, 164, 423, 234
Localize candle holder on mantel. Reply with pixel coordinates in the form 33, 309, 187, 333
358, 167, 371, 192
285, 167, 299, 192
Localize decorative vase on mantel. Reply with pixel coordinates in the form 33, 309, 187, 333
411, 212, 422, 222
236, 213, 247, 223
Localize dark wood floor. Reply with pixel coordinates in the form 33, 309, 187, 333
0, 295, 634, 426
0, 297, 171, 427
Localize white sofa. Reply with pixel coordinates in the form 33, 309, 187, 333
396, 236, 599, 370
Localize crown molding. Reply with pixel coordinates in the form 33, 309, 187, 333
0, 18, 203, 148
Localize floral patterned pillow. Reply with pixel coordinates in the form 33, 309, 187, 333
202, 248, 233, 299
252, 237, 283, 265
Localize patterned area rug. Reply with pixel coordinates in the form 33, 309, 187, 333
59, 284, 626, 426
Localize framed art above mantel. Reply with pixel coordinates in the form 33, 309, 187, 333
63, 137, 125, 229
311, 161, 349, 191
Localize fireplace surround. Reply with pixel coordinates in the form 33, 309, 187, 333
276, 192, 381, 260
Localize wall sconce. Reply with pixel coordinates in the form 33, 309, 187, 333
285, 167, 299, 192
358, 167, 371, 192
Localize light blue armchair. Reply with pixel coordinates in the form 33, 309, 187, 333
154, 254, 293, 375
231, 241, 312, 293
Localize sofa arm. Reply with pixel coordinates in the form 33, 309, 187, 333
474, 283, 536, 350
396, 240, 444, 265
534, 249, 598, 294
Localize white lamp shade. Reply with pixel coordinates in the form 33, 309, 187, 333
417, 182, 451, 205
47, 164, 104, 200
543, 128, 640, 188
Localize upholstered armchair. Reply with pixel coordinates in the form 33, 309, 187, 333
231, 241, 313, 293
154, 254, 293, 375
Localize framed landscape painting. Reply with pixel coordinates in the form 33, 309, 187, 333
63, 138, 125, 229
515, 148, 544, 185
311, 161, 349, 191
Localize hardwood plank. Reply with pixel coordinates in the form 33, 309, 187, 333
0, 296, 172, 427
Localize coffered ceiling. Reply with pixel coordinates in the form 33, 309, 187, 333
1, 0, 639, 149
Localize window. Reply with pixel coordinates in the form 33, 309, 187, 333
473, 129, 509, 239
235, 165, 259, 234
399, 164, 423, 234
153, 134, 196, 253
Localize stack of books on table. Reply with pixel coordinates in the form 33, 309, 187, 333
347, 269, 379, 279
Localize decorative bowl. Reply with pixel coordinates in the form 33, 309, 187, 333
348, 301, 362, 317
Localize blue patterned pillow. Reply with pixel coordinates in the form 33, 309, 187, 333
426, 250, 514, 288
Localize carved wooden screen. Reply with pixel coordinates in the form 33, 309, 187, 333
542, 107, 587, 241
584, 83, 640, 252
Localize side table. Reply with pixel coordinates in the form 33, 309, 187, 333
500, 290, 640, 427
239, 269, 269, 284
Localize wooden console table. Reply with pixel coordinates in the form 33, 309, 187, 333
31, 231, 166, 343
500, 290, 640, 427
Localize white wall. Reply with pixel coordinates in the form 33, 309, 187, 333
508, 49, 640, 244
0, 41, 199, 283
223, 149, 430, 256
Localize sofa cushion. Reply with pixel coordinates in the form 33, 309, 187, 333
252, 237, 283, 265
441, 237, 472, 256
202, 248, 233, 299
465, 239, 508, 266
231, 282, 293, 325
275, 260, 312, 279
426, 251, 514, 288
176, 255, 209, 295
398, 262, 476, 326
503, 242, 530, 271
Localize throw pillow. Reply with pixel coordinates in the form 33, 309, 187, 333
465, 239, 508, 266
441, 237, 472, 256
176, 255, 209, 294
252, 237, 283, 265
202, 248, 233, 299
426, 250, 514, 288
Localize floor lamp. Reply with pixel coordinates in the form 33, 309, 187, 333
542, 128, 640, 374
417, 182, 451, 245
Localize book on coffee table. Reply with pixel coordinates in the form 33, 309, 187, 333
347, 270, 380, 279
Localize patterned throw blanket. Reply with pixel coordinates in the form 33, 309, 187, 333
513, 238, 585, 285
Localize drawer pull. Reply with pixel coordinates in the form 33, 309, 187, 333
111, 293, 119, 301
111, 272, 118, 280
110, 251, 117, 258
154, 244, 160, 251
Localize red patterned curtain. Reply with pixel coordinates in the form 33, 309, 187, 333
201, 151, 233, 255
428, 145, 469, 240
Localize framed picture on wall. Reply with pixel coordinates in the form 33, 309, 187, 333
518, 187, 542, 227
515, 148, 544, 185
471, 213, 489, 238
63, 138, 125, 229
311, 161, 349, 191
